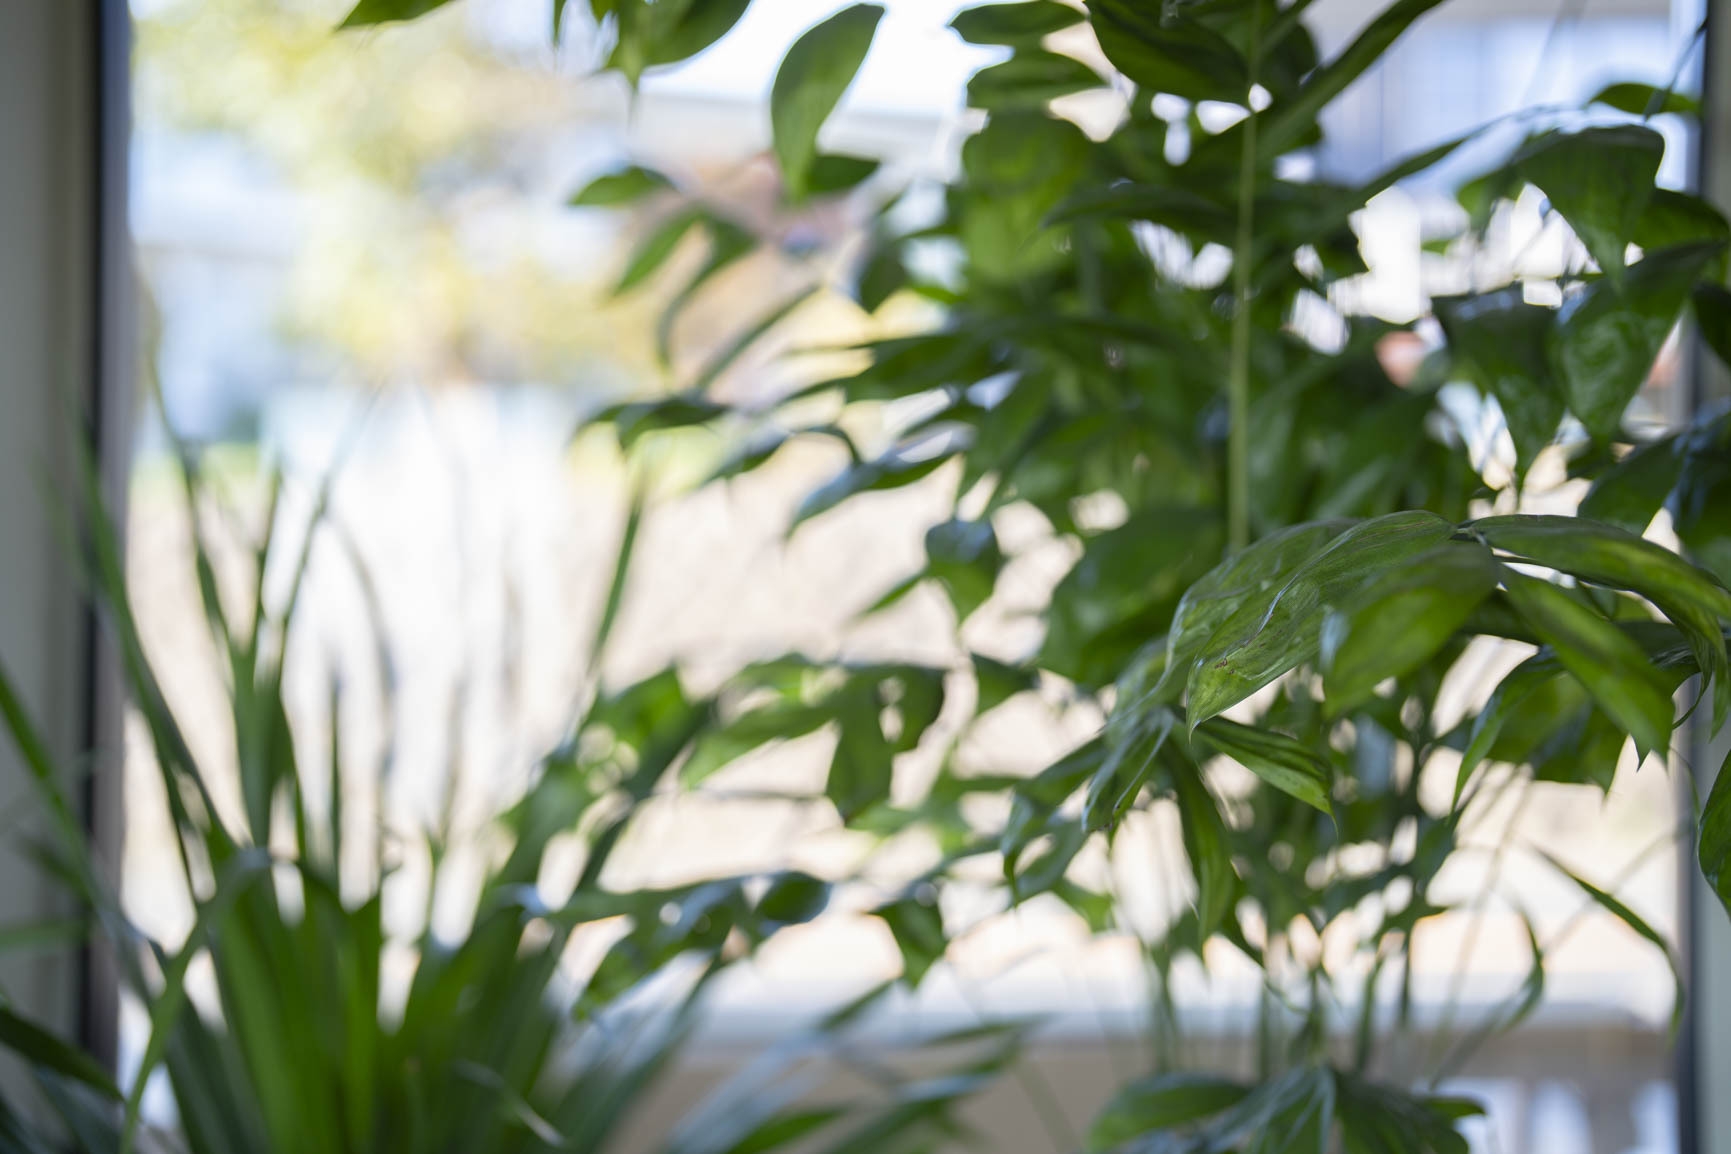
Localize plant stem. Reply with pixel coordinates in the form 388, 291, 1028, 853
1228, 11, 1262, 554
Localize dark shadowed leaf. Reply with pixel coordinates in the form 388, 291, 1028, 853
1517, 125, 1664, 284
1580, 435, 1682, 534
1433, 290, 1563, 470
1554, 241, 1723, 439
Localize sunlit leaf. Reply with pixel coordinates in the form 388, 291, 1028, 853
772, 5, 885, 200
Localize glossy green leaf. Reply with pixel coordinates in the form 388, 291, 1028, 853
1516, 125, 1663, 284
1498, 569, 1675, 759
1186, 511, 1454, 724
1320, 541, 1498, 710
569, 165, 676, 208
966, 50, 1103, 110
1673, 410, 1731, 587
1087, 1072, 1248, 1152
1157, 520, 1351, 702
950, 1, 1083, 46
1554, 241, 1723, 439
1195, 717, 1333, 814
772, 5, 885, 200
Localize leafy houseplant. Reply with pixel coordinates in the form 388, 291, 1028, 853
0, 446, 1022, 1153
331, 1, 1731, 1150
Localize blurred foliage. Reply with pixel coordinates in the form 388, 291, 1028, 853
0, 437, 1023, 1151
137, 0, 669, 383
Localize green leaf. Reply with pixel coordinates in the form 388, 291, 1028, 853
966, 50, 1104, 110
1087, 1072, 1249, 1152
1085, 0, 1250, 103
0, 1008, 119, 1101
872, 893, 946, 984
1334, 1074, 1477, 1154
1635, 190, 1730, 252
1673, 410, 1731, 588
1580, 435, 1682, 535
827, 675, 907, 821
853, 233, 909, 313
1194, 717, 1333, 815
950, 1, 1083, 46
1476, 513, 1731, 729
1320, 541, 1498, 710
972, 653, 1035, 716
1157, 520, 1352, 702
1433, 290, 1564, 470
1257, 0, 1448, 160
1084, 705, 1175, 832
792, 435, 962, 529
1497, 569, 1676, 760
1516, 125, 1664, 284
1170, 759, 1235, 944
1042, 507, 1222, 688
339, 0, 457, 27
772, 5, 885, 200
657, 216, 757, 364
1695, 282, 1731, 372
569, 165, 676, 208
614, 208, 706, 295
1537, 848, 1683, 1034
1699, 747, 1731, 918
1588, 81, 1700, 119
804, 154, 882, 197
1554, 241, 1724, 439
925, 519, 1003, 623
608, 0, 754, 85
1186, 511, 1454, 724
